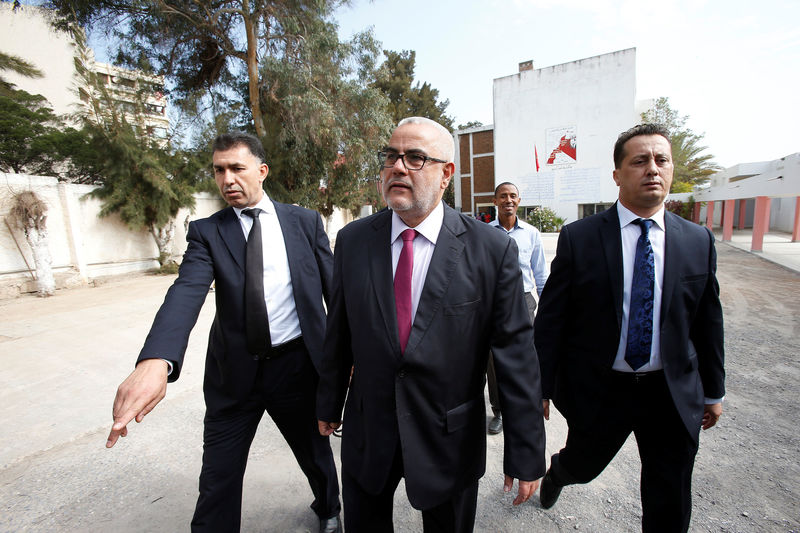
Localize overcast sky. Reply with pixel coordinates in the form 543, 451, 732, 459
335, 0, 799, 168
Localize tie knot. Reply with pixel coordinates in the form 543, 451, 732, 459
242, 208, 262, 219
401, 229, 418, 242
635, 218, 653, 235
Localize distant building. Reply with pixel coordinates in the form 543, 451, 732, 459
1, 3, 168, 141
455, 48, 653, 225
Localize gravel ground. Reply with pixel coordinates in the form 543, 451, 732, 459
0, 242, 798, 532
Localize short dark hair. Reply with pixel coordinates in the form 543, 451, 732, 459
613, 124, 670, 168
212, 132, 267, 164
494, 181, 519, 197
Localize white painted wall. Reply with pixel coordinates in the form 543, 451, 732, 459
1, 3, 78, 117
493, 48, 639, 224
0, 173, 357, 297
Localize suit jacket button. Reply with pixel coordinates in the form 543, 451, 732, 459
398, 370, 406, 378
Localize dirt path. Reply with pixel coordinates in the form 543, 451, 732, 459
0, 243, 798, 532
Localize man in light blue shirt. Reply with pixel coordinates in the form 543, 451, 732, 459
486, 182, 549, 434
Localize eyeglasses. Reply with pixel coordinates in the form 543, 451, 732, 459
377, 150, 448, 170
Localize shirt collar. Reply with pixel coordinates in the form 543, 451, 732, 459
233, 193, 274, 219
490, 216, 520, 232
391, 201, 444, 245
616, 201, 665, 232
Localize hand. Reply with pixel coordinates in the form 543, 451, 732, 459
702, 402, 722, 430
318, 420, 341, 436
106, 359, 168, 448
542, 399, 550, 421
504, 475, 540, 506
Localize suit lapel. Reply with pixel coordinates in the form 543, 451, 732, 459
273, 201, 301, 276
367, 211, 399, 355
660, 211, 682, 324
600, 204, 624, 332
404, 205, 466, 356
218, 206, 246, 272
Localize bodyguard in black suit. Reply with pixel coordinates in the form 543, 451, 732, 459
534, 124, 725, 532
317, 117, 546, 532
106, 133, 341, 533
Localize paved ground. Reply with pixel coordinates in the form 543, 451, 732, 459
1, 236, 798, 532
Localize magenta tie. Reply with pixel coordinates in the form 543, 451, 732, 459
395, 229, 418, 353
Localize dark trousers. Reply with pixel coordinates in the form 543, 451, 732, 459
191, 341, 340, 532
342, 442, 479, 533
487, 292, 537, 415
551, 371, 699, 533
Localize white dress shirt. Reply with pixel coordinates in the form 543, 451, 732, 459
612, 202, 666, 372
234, 194, 302, 346
390, 202, 444, 324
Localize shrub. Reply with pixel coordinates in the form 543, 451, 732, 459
526, 207, 566, 232
665, 197, 696, 221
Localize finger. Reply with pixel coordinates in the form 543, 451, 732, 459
503, 474, 513, 493
135, 394, 164, 423
513, 486, 531, 506
111, 408, 139, 432
106, 425, 125, 448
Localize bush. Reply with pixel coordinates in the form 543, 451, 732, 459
665, 197, 696, 221
525, 207, 566, 233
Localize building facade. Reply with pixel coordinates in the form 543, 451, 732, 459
456, 48, 653, 225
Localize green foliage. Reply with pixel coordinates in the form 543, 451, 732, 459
457, 121, 483, 130
0, 51, 43, 91
641, 97, 721, 192
48, 0, 393, 216
68, 34, 201, 240
372, 50, 454, 130
0, 88, 65, 174
664, 197, 696, 221
83, 118, 197, 233
525, 206, 566, 233
251, 21, 392, 217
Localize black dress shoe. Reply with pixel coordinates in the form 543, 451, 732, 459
320, 514, 342, 533
488, 415, 503, 434
540, 470, 563, 509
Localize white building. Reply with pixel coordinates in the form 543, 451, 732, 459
456, 48, 656, 225
1, 3, 168, 140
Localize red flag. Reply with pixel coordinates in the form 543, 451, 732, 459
535, 144, 540, 172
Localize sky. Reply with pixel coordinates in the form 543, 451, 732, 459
334, 0, 799, 168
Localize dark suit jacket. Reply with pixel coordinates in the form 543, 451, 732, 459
316, 203, 546, 510
534, 203, 725, 443
137, 200, 333, 400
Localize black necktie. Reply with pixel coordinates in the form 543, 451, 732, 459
242, 208, 271, 358
625, 218, 655, 370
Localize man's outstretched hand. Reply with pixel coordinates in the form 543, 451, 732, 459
106, 359, 168, 448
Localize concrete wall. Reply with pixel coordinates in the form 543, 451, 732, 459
493, 48, 639, 224
1, 173, 355, 297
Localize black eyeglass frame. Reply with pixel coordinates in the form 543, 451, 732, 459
377, 150, 448, 170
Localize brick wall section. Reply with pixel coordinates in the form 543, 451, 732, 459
473, 155, 495, 194
461, 177, 472, 211
459, 136, 471, 173
472, 130, 493, 154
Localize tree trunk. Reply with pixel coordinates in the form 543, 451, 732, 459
22, 222, 56, 297
151, 219, 176, 266
242, 0, 266, 138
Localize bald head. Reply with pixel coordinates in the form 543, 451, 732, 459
396, 117, 454, 163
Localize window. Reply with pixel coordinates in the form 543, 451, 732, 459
579, 203, 613, 219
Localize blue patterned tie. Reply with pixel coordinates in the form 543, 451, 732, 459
625, 218, 655, 370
